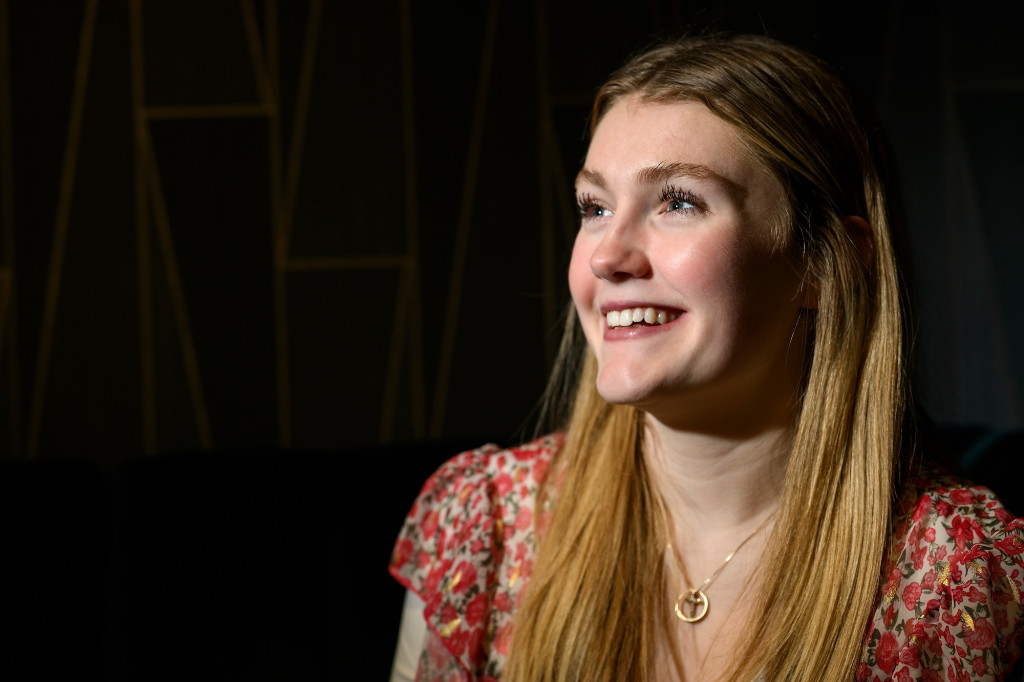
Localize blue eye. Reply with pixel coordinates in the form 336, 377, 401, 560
660, 184, 704, 215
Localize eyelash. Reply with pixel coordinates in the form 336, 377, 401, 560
576, 192, 607, 220
660, 184, 704, 214
575, 185, 706, 222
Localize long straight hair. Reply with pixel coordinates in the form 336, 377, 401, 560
505, 35, 912, 681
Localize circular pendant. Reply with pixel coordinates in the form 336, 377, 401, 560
674, 589, 709, 623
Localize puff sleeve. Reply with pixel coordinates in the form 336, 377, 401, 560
860, 474, 1024, 681
388, 436, 557, 681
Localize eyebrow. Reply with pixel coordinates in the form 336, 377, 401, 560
576, 162, 744, 200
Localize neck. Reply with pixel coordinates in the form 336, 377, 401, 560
644, 413, 790, 536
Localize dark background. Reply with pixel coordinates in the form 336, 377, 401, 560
0, 1, 1023, 680
2, 1, 1023, 466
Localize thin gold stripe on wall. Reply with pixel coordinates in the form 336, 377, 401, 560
280, 0, 321, 252
264, 0, 291, 448
26, 0, 99, 458
399, 0, 425, 440
534, 0, 557, 370
0, 268, 11, 355
130, 0, 157, 455
141, 126, 214, 449
430, 0, 501, 438
239, 0, 271, 107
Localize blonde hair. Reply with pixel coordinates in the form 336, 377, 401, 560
507, 35, 911, 681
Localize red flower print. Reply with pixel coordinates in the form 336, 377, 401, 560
942, 609, 962, 627
904, 582, 923, 610
971, 655, 988, 675
895, 667, 914, 682
448, 626, 470, 656
493, 591, 512, 613
856, 662, 872, 681
493, 622, 513, 656
884, 566, 902, 596
532, 456, 548, 483
493, 472, 514, 497
469, 627, 484, 663
963, 616, 997, 651
515, 506, 533, 532
912, 497, 932, 522
440, 602, 459, 625
425, 563, 446, 594
923, 527, 936, 543
951, 516, 977, 550
421, 509, 440, 538
465, 592, 489, 627
965, 585, 987, 604
995, 535, 1024, 556
876, 630, 899, 674
950, 489, 975, 506
899, 638, 920, 667
912, 545, 927, 571
935, 500, 954, 518
393, 538, 414, 566
451, 560, 478, 595
884, 602, 897, 628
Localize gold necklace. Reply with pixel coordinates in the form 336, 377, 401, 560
667, 515, 773, 624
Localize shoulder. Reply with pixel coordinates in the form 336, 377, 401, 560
859, 460, 1024, 681
390, 435, 559, 577
388, 434, 562, 677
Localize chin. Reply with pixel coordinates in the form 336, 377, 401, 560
594, 373, 662, 408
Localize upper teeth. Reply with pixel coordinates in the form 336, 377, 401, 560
606, 307, 678, 328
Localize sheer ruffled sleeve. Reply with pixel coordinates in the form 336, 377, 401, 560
388, 436, 557, 681
860, 471, 1024, 681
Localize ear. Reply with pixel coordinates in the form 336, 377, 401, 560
846, 215, 874, 271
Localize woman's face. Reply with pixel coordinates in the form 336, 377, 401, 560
569, 98, 811, 430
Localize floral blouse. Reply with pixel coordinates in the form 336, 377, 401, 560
389, 435, 1024, 681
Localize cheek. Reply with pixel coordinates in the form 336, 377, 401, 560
568, 236, 603, 352
568, 235, 594, 310
662, 237, 743, 302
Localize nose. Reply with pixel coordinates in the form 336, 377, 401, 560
589, 222, 651, 281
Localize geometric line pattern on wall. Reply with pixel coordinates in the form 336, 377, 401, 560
430, 0, 500, 438
26, 0, 99, 458
128, 0, 427, 452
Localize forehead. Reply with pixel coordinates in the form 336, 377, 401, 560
583, 98, 766, 191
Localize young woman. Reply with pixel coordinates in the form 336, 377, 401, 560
389, 34, 1024, 681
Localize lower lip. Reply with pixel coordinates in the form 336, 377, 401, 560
603, 314, 684, 340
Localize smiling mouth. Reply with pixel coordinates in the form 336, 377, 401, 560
605, 307, 681, 329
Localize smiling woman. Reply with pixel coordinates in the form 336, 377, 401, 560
570, 101, 810, 429
388, 35, 1024, 682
